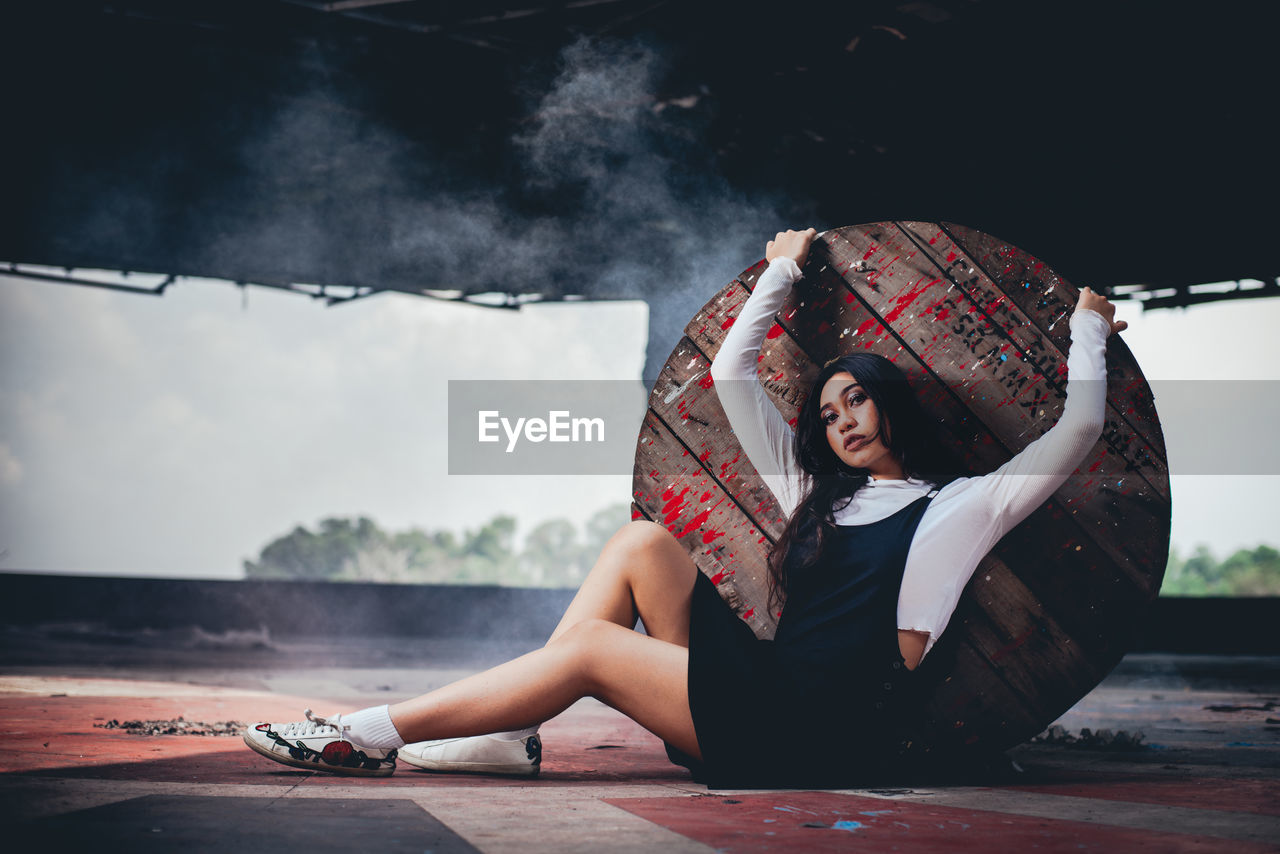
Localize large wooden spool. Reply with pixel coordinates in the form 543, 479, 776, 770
631, 222, 1170, 755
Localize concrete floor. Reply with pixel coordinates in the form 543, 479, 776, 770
2, 631, 1277, 852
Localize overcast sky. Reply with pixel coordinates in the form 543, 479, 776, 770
0, 270, 647, 578
1, 268, 1276, 579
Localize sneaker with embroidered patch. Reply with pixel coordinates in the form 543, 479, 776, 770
243, 709, 397, 777
398, 732, 541, 777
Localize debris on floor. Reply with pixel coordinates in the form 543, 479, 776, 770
1031, 725, 1147, 750
95, 716, 245, 736
1203, 701, 1278, 713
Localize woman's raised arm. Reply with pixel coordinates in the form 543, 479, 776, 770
895, 288, 1124, 665
708, 229, 817, 516
978, 287, 1125, 535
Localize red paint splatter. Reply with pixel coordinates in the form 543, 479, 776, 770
662, 486, 691, 523
674, 508, 712, 539
718, 453, 742, 479
698, 373, 714, 389
700, 491, 712, 502
882, 278, 942, 324
720, 317, 736, 330
702, 528, 725, 544
765, 323, 784, 339
741, 608, 756, 620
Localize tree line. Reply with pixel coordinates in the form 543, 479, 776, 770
1159, 543, 1280, 596
245, 509, 1279, 595
243, 504, 630, 587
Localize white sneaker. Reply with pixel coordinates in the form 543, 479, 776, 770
243, 709, 397, 777
398, 731, 541, 777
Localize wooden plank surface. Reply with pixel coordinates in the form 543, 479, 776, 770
930, 220, 1167, 464
633, 407, 777, 637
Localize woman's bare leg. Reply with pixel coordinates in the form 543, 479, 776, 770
548, 520, 698, 647
391, 521, 702, 758
389, 619, 701, 758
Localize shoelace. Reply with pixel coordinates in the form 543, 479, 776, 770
277, 708, 349, 739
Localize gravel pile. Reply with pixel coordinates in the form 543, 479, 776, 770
95, 716, 246, 736
1032, 725, 1148, 750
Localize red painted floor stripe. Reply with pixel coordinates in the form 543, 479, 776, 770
0, 693, 686, 787
607, 791, 1277, 854
1008, 776, 1280, 817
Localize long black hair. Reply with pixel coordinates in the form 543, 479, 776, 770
767, 352, 960, 611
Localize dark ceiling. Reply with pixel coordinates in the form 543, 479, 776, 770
2, 0, 1276, 320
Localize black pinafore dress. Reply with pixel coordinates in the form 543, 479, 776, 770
669, 490, 936, 788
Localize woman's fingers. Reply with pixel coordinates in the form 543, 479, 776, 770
1076, 286, 1127, 336
765, 228, 818, 267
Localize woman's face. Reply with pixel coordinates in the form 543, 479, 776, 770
818, 371, 903, 480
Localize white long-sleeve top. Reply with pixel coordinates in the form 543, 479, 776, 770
709, 256, 1111, 662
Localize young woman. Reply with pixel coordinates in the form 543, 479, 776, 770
244, 227, 1126, 786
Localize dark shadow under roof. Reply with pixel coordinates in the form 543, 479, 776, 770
2, 0, 1276, 309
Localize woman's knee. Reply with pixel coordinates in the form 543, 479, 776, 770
609, 520, 680, 554
610, 521, 694, 573
550, 618, 628, 692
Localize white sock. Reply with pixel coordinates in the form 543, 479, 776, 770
340, 704, 406, 749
